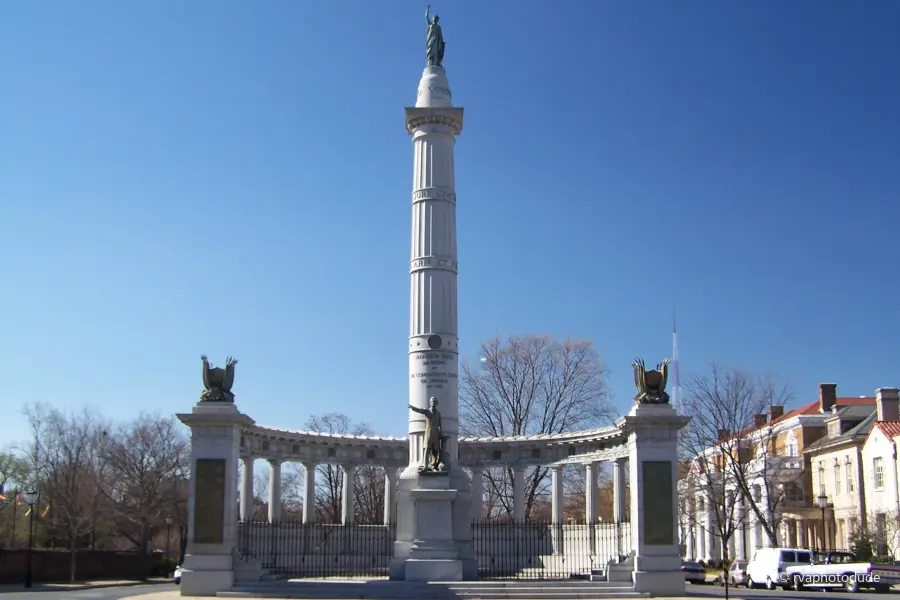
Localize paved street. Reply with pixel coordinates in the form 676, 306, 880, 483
688, 583, 900, 600
0, 583, 177, 600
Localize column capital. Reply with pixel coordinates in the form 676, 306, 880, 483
268, 458, 282, 467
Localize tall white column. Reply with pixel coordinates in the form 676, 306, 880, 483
240, 456, 254, 521
550, 466, 564, 524
471, 469, 484, 521
585, 462, 598, 524
302, 462, 316, 524
384, 467, 397, 526
406, 72, 463, 467
341, 464, 356, 525
512, 466, 526, 523
705, 501, 715, 561
613, 458, 627, 523
267, 459, 282, 523
393, 59, 474, 583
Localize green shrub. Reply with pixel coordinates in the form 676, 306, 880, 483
152, 556, 179, 577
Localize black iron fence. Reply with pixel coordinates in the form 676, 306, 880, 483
237, 521, 394, 579
472, 520, 632, 580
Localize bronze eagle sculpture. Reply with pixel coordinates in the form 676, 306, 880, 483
632, 358, 671, 404
200, 355, 238, 403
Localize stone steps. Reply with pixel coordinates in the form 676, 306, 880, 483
220, 580, 646, 599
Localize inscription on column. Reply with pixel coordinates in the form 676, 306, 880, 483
194, 458, 226, 544
412, 187, 457, 203
642, 460, 674, 546
410, 350, 458, 391
410, 257, 458, 272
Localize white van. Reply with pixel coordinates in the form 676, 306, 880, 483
746, 547, 814, 590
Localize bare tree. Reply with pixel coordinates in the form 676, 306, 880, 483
679, 363, 796, 554
102, 413, 190, 552
460, 334, 612, 520
304, 413, 385, 524
23, 402, 112, 580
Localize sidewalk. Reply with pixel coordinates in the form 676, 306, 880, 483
0, 577, 170, 593
123, 595, 699, 600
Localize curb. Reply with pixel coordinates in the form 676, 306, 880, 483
0, 578, 171, 593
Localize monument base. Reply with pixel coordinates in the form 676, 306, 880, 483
391, 468, 476, 581
405, 558, 463, 582
632, 570, 685, 596
180, 551, 234, 597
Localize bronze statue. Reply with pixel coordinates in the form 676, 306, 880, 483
631, 358, 671, 404
200, 355, 238, 402
425, 5, 445, 67
409, 397, 446, 472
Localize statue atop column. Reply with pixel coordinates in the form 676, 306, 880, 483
409, 397, 447, 473
631, 358, 671, 404
425, 5, 445, 67
200, 355, 238, 403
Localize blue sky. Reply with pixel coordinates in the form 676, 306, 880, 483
2, 1, 898, 445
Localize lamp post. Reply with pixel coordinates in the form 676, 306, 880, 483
816, 492, 829, 553
165, 517, 172, 562
22, 490, 38, 588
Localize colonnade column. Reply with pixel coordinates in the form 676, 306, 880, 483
704, 501, 714, 562
268, 459, 282, 522
512, 466, 526, 523
471, 469, 484, 521
550, 466, 564, 524
585, 462, 598, 524
613, 458, 627, 524
796, 519, 806, 548
384, 467, 397, 526
302, 462, 316, 524
240, 456, 254, 521
341, 464, 356, 525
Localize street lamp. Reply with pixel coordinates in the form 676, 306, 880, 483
22, 490, 39, 588
165, 517, 173, 562
816, 492, 829, 553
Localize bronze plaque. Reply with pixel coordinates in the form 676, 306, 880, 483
194, 458, 226, 544
642, 460, 674, 546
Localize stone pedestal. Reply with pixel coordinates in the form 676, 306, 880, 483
616, 402, 690, 596
177, 402, 255, 597
391, 469, 476, 581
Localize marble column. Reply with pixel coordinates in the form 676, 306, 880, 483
585, 462, 598, 524
613, 458, 627, 523
341, 464, 356, 525
267, 460, 282, 523
384, 467, 397, 526
795, 519, 805, 548
512, 466, 526, 523
550, 466, 564, 524
471, 468, 484, 521
302, 462, 316, 524
704, 502, 715, 562
240, 456, 254, 521
749, 515, 760, 556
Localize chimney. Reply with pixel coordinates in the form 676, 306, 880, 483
753, 414, 767, 428
718, 428, 730, 442
876, 388, 900, 422
819, 383, 837, 414
770, 405, 785, 421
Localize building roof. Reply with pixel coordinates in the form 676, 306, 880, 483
730, 397, 875, 440
804, 409, 877, 453
874, 421, 900, 439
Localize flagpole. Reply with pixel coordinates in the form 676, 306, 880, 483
672, 307, 681, 413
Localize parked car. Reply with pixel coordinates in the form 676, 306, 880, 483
718, 560, 748, 587
173, 565, 182, 585
785, 551, 900, 592
682, 560, 707, 584
746, 547, 814, 590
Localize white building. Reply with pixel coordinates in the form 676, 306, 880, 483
859, 388, 900, 556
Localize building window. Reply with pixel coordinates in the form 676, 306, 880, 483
835, 462, 842, 495
819, 464, 826, 495
846, 462, 854, 493
874, 457, 885, 491
786, 431, 799, 457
